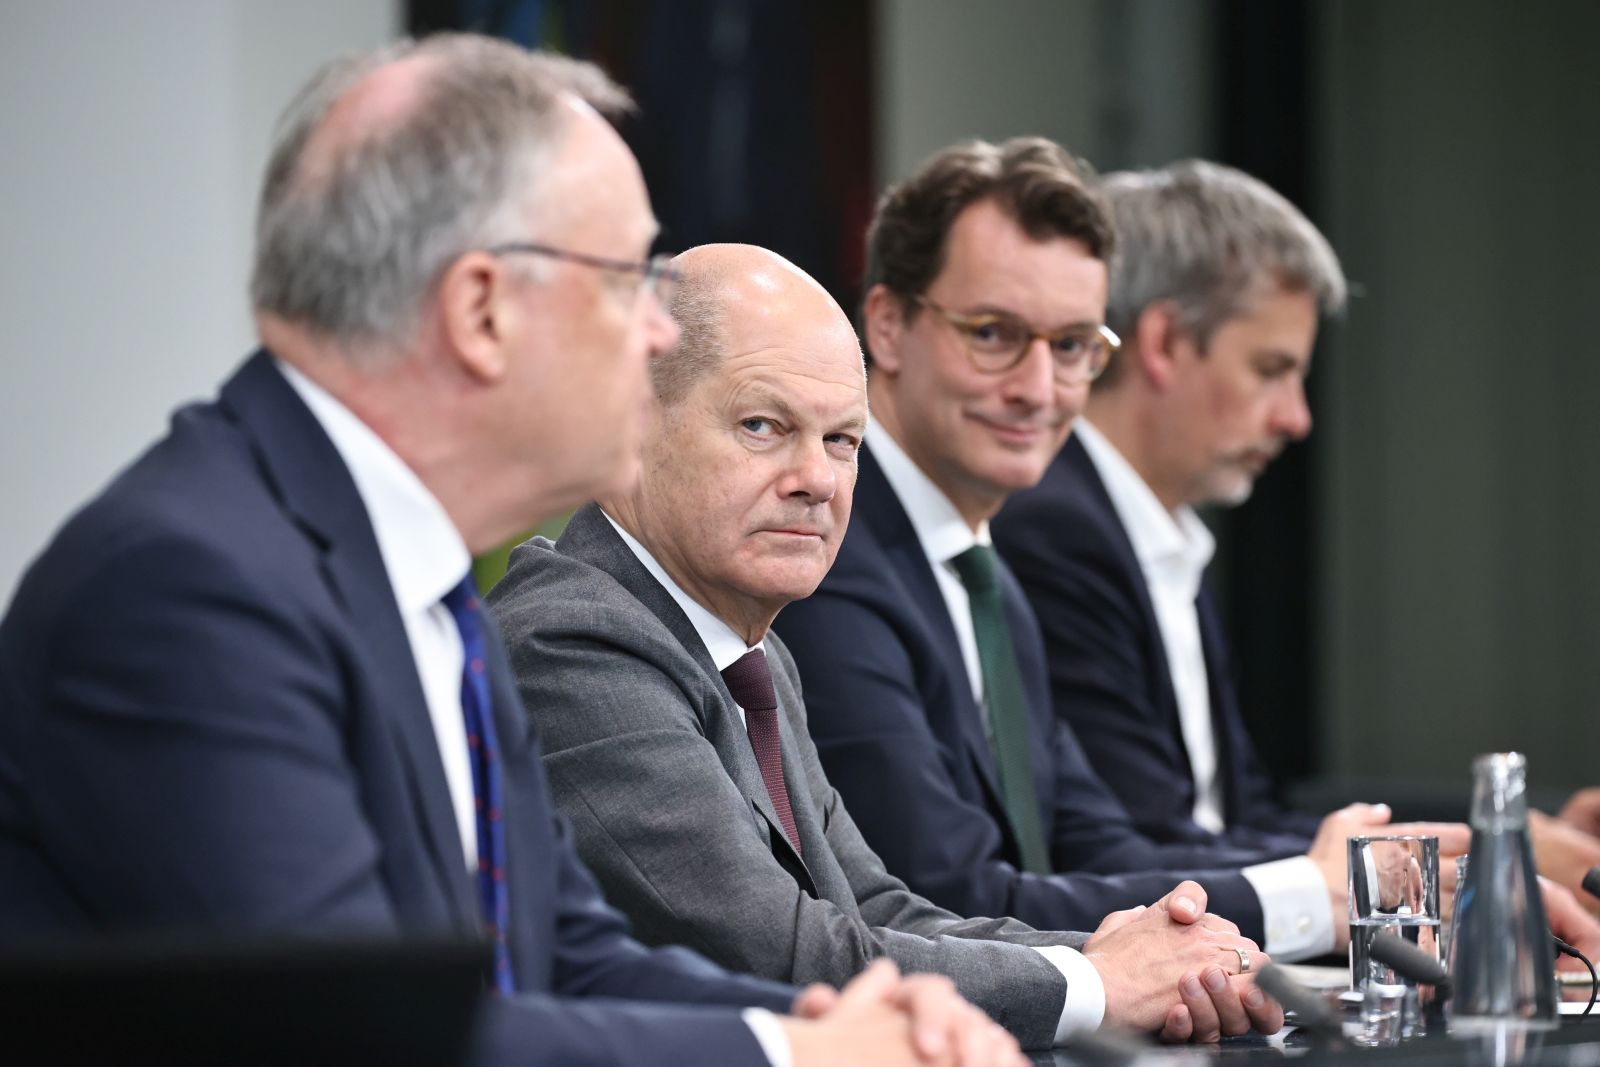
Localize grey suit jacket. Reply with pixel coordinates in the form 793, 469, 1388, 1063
487, 504, 1088, 1048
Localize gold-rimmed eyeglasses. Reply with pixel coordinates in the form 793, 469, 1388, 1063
912, 295, 1119, 383
487, 241, 679, 304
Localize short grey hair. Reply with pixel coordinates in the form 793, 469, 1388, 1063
1098, 159, 1345, 378
249, 33, 632, 356
657, 262, 726, 409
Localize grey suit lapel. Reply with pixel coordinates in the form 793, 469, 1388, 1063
556, 505, 817, 886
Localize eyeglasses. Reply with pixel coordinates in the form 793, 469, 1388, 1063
486, 241, 680, 304
912, 295, 1120, 383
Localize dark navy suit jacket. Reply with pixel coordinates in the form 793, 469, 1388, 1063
0, 352, 794, 1067
992, 434, 1320, 856
773, 445, 1278, 943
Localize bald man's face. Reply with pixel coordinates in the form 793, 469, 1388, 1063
629, 274, 867, 633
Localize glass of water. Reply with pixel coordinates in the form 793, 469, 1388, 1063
1348, 834, 1441, 1045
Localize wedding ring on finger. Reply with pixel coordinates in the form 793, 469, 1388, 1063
1221, 945, 1251, 974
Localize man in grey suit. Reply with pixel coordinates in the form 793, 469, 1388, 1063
487, 243, 1284, 1048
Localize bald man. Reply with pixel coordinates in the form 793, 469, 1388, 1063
488, 244, 1284, 1049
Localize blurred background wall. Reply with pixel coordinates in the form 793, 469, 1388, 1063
3, 0, 1595, 808
0, 0, 397, 611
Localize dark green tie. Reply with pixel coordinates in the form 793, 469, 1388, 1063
951, 544, 1051, 875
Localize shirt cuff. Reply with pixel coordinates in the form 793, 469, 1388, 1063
1242, 855, 1336, 962
742, 1007, 792, 1067
1034, 945, 1105, 1043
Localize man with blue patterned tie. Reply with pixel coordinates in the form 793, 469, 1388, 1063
0, 34, 1018, 1067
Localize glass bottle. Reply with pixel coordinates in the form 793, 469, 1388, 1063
1448, 752, 1558, 1032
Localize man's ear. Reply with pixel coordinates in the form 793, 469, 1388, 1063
1133, 301, 1186, 391
437, 251, 515, 383
862, 284, 907, 376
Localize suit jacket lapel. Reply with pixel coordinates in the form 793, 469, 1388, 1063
765, 643, 831, 899
556, 505, 814, 882
855, 447, 1008, 811
220, 352, 476, 927
1065, 437, 1191, 759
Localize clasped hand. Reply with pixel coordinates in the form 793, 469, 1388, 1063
1083, 880, 1283, 1043
787, 959, 1026, 1067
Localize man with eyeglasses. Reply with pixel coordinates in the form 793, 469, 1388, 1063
0, 36, 1029, 1067
773, 140, 1461, 1005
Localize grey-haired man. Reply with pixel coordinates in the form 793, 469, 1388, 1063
0, 33, 1015, 1067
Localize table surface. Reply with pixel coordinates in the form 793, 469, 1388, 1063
1032, 1015, 1600, 1065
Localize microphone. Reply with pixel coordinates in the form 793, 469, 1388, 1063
1254, 963, 1343, 1039
1581, 865, 1600, 902
1368, 932, 1451, 994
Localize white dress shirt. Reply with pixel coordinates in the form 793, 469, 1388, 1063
608, 505, 1103, 1042
277, 359, 478, 870
1074, 419, 1334, 960
279, 363, 789, 1065
1074, 420, 1225, 834
606, 513, 765, 718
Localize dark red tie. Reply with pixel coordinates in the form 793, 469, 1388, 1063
721, 649, 802, 856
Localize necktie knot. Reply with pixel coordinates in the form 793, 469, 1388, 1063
951, 544, 999, 596
721, 648, 778, 713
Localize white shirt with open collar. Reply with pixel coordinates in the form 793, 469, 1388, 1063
1075, 417, 1334, 960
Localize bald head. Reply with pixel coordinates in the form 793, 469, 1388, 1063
656, 244, 861, 409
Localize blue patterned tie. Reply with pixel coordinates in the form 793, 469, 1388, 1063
442, 575, 515, 995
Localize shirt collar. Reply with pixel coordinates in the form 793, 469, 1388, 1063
275, 358, 470, 614
1074, 417, 1214, 586
867, 414, 989, 567
602, 510, 759, 672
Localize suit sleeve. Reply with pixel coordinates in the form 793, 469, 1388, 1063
471, 994, 772, 1067
11, 531, 787, 1067
538, 790, 799, 1014
496, 591, 1072, 1049
773, 586, 1266, 942
17, 531, 400, 931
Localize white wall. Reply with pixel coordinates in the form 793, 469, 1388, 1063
0, 0, 398, 604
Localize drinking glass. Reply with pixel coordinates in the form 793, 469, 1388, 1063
1348, 834, 1441, 1044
